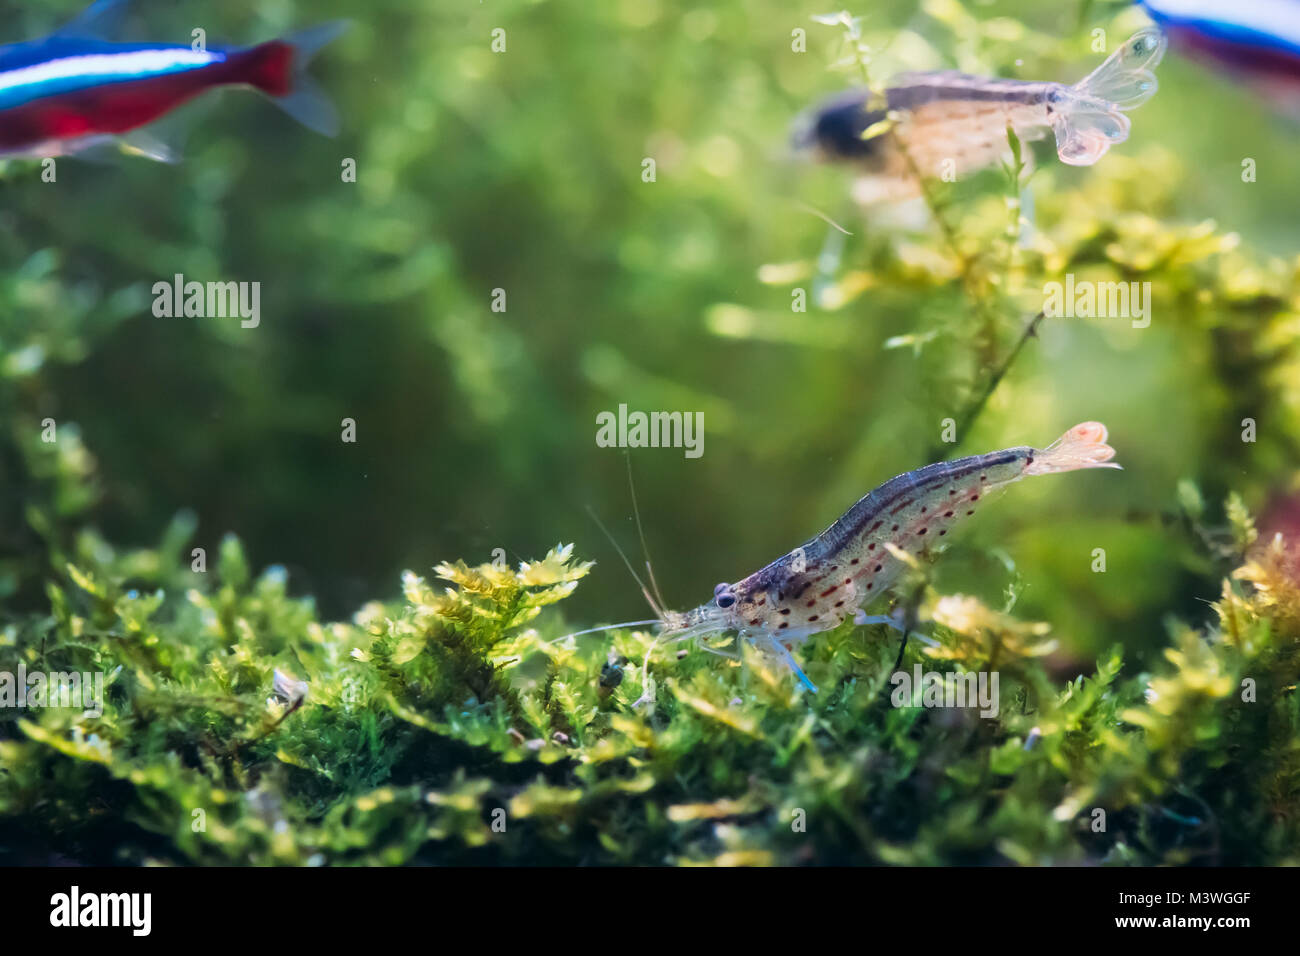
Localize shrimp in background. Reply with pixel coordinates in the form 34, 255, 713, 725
795, 30, 1167, 205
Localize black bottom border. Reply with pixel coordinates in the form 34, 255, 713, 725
5, 864, 1289, 941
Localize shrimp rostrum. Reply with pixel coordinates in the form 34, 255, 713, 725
578, 423, 1119, 696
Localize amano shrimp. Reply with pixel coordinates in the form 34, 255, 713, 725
796, 29, 1167, 204
574, 422, 1119, 697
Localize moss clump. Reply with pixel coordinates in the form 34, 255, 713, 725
1, 503, 1296, 865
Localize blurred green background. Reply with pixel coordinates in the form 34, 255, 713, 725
2, 0, 1298, 675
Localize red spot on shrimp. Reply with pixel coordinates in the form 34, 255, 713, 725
780, 608, 791, 615
749, 618, 761, 626
850, 558, 860, 565
820, 585, 837, 597
835, 600, 845, 607
779, 622, 789, 630
808, 615, 819, 622
805, 600, 816, 608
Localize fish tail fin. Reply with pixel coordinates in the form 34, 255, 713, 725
55, 0, 133, 41
244, 21, 351, 136
1072, 29, 1166, 109
1024, 422, 1120, 477
1050, 29, 1165, 166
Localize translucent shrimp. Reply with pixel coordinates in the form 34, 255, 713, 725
565, 423, 1120, 697
795, 30, 1167, 203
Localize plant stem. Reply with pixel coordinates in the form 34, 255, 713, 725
929, 309, 1048, 460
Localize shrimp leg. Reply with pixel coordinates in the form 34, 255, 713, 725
753, 632, 819, 694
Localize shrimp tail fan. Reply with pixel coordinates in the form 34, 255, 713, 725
1051, 29, 1165, 166
1024, 422, 1121, 476
1072, 29, 1167, 109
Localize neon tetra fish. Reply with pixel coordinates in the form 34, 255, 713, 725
0, 0, 347, 160
1138, 0, 1300, 121
574, 423, 1120, 695
796, 30, 1166, 203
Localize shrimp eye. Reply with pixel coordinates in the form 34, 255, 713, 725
713, 582, 736, 608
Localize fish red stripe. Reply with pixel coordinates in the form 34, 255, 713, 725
241, 41, 294, 97
0, 47, 288, 152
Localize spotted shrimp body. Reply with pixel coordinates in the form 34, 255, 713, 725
647, 422, 1119, 693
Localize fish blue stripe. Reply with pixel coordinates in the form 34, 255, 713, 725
1139, 0, 1300, 58
0, 36, 226, 71
0, 43, 225, 111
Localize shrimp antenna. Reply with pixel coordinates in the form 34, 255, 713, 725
793, 199, 854, 236
624, 453, 669, 616
546, 619, 662, 645
585, 504, 665, 621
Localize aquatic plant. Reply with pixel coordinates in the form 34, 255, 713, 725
2, 0, 1298, 867
1, 476, 1296, 864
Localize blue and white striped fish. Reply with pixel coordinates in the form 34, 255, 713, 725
1138, 0, 1300, 119
0, 0, 347, 160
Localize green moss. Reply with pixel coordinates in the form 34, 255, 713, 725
0, 510, 1296, 865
